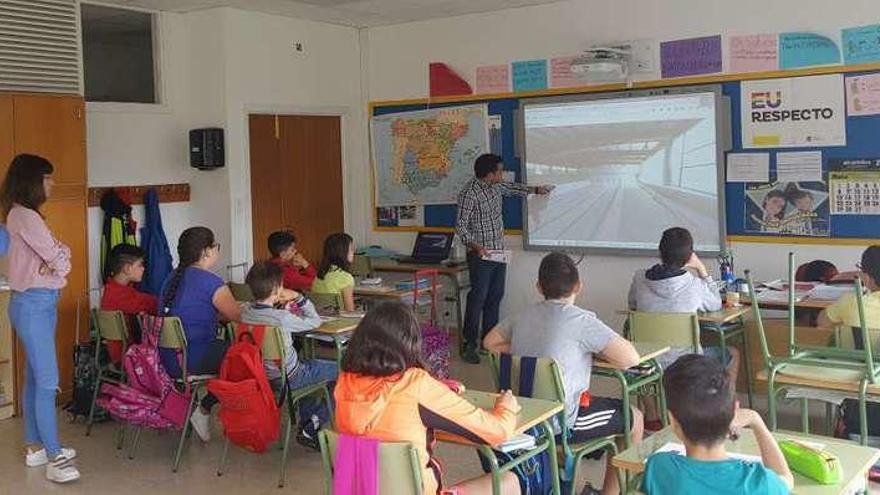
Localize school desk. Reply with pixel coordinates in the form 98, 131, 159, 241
301, 317, 361, 366
612, 426, 880, 495
435, 389, 563, 495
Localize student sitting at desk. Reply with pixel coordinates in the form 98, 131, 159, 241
101, 244, 158, 363
240, 261, 333, 450
310, 232, 356, 312
335, 301, 522, 495
818, 246, 880, 332
627, 227, 740, 382
268, 230, 317, 292
483, 251, 643, 495
642, 354, 793, 494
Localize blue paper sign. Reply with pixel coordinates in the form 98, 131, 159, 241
512, 60, 548, 93
779, 32, 841, 69
842, 25, 880, 64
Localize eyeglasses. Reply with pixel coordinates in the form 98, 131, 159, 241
857, 262, 863, 272
212, 243, 221, 252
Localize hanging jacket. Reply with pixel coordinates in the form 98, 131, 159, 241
100, 189, 137, 277
140, 188, 173, 296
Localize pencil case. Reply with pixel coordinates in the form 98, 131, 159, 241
778, 439, 841, 484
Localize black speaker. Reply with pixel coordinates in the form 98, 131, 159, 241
189, 128, 224, 170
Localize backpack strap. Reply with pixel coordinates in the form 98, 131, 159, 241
233, 323, 267, 347
138, 314, 162, 349
498, 353, 512, 391
518, 356, 537, 398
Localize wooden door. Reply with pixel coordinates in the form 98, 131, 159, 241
278, 115, 344, 263
12, 95, 86, 188
249, 115, 284, 260
0, 96, 12, 177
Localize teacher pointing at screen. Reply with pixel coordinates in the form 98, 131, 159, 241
455, 153, 553, 364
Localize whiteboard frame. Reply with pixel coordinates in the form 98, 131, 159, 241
519, 84, 728, 256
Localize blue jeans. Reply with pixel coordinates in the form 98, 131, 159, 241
10, 289, 62, 456
284, 359, 337, 431
463, 252, 507, 348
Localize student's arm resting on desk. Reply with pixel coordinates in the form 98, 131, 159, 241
731, 408, 794, 489
281, 298, 323, 333
213, 285, 242, 322
598, 335, 640, 370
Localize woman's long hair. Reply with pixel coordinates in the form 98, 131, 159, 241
317, 232, 353, 279
161, 227, 216, 313
0, 154, 54, 219
341, 301, 427, 377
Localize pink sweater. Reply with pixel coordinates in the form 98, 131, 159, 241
7, 205, 71, 291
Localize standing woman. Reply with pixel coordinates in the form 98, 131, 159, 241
2, 154, 80, 483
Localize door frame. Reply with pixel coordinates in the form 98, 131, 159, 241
239, 104, 352, 267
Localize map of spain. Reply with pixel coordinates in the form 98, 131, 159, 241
372, 104, 488, 206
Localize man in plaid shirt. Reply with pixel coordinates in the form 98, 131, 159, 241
456, 153, 553, 364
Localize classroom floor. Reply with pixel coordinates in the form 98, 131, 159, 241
0, 347, 878, 494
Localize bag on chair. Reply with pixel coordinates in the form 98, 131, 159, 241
421, 323, 450, 379
207, 324, 280, 453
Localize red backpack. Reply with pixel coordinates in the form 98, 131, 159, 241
206, 324, 280, 453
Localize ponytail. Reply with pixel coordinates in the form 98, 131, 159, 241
162, 226, 216, 313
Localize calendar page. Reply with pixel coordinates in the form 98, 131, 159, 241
829, 159, 880, 215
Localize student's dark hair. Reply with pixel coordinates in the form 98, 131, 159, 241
538, 252, 580, 300
474, 153, 503, 179
105, 243, 146, 280
162, 227, 216, 312
861, 246, 880, 286
659, 227, 694, 268
341, 300, 427, 376
268, 230, 297, 258
664, 354, 734, 446
317, 232, 353, 279
246, 261, 283, 301
1, 154, 54, 218
796, 260, 838, 283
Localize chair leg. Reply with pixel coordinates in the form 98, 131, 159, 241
740, 329, 754, 409
127, 427, 143, 460
800, 398, 809, 434
859, 380, 869, 446
85, 376, 103, 436
768, 369, 779, 431
278, 415, 293, 488
217, 438, 231, 476
173, 388, 199, 472
657, 368, 668, 427
322, 386, 335, 427
825, 402, 834, 436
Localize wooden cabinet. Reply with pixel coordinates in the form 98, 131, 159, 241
6, 93, 88, 411
0, 97, 12, 177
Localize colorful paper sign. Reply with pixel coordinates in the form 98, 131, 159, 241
475, 65, 510, 94
728, 34, 778, 73
512, 60, 548, 93
660, 35, 722, 78
549, 56, 583, 88
779, 32, 841, 69
842, 25, 880, 64
741, 74, 846, 149
745, 181, 830, 236
846, 73, 880, 116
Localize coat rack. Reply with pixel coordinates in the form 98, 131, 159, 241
87, 183, 190, 207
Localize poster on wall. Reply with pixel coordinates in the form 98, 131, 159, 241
745, 181, 830, 236
741, 74, 846, 148
829, 159, 880, 214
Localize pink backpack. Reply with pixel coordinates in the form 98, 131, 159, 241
421, 324, 450, 379
97, 314, 192, 430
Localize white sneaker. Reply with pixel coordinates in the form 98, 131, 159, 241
25, 447, 77, 467
189, 408, 212, 442
46, 453, 80, 483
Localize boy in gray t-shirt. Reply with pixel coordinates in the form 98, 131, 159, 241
484, 252, 644, 495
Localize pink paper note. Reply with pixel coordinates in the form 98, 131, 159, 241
475, 65, 510, 94
550, 56, 582, 88
847, 73, 880, 116
729, 34, 778, 73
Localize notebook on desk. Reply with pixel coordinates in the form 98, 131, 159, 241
396, 232, 453, 265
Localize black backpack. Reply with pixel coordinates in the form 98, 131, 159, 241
63, 314, 110, 423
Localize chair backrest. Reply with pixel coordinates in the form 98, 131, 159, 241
227, 282, 255, 302
487, 353, 564, 403
308, 291, 343, 315
627, 311, 702, 353
158, 316, 187, 349
351, 255, 373, 278
318, 429, 423, 495
93, 309, 129, 342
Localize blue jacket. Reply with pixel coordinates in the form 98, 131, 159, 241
140, 188, 173, 295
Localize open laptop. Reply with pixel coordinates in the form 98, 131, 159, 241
396, 232, 454, 265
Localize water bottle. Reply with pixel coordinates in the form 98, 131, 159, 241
718, 251, 736, 289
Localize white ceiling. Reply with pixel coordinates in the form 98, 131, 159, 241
100, 0, 570, 27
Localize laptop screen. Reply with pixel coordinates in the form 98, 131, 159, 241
412, 232, 453, 259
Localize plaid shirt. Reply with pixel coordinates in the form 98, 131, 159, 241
456, 178, 531, 250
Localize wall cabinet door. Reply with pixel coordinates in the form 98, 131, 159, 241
13, 95, 86, 188
0, 96, 12, 178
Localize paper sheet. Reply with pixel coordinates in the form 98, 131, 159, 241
776, 151, 823, 182
727, 153, 770, 182
483, 249, 512, 264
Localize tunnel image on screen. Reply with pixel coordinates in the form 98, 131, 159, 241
523, 91, 721, 252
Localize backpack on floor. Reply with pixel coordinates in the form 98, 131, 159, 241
207, 324, 280, 453
64, 339, 110, 422
840, 398, 880, 437
97, 314, 191, 429
421, 323, 450, 379
477, 354, 555, 495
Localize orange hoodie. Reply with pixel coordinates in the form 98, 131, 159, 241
334, 367, 518, 494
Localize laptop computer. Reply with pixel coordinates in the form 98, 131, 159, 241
396, 232, 454, 265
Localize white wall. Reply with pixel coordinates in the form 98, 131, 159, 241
362, 0, 880, 326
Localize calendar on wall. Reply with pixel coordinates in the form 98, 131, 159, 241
829, 159, 880, 215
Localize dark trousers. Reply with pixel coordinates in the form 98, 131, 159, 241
463, 252, 507, 348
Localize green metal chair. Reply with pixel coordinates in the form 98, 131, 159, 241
318, 429, 423, 495
307, 291, 343, 315
216, 323, 334, 487
351, 254, 374, 278
227, 282, 254, 302
746, 253, 880, 445
86, 310, 129, 437
489, 353, 617, 495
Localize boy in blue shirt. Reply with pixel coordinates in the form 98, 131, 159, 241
642, 354, 793, 494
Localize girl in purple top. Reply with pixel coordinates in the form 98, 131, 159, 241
159, 226, 240, 442
2, 154, 79, 483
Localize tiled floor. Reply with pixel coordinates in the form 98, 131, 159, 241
0, 350, 877, 494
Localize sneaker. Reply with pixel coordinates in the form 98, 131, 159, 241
46, 454, 80, 483
460, 347, 481, 365
189, 408, 212, 442
296, 427, 320, 451
26, 447, 76, 467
